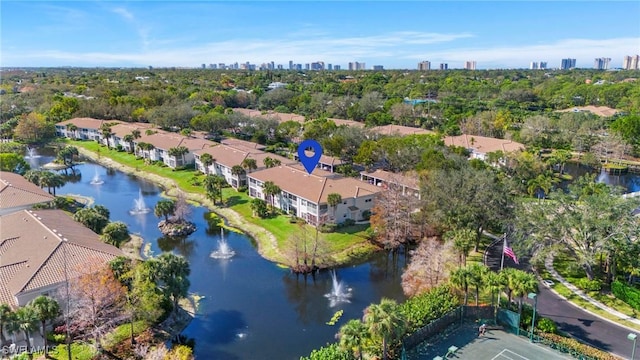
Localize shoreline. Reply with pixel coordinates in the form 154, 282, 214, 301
73, 146, 289, 266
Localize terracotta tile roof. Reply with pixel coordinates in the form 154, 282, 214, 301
360, 169, 419, 190
194, 144, 250, 168
58, 117, 122, 130
137, 132, 213, 151
327, 118, 365, 128
247, 152, 296, 168
220, 138, 266, 151
370, 125, 434, 136
110, 123, 154, 139
249, 165, 380, 204
0, 171, 55, 212
0, 209, 122, 308
296, 150, 344, 167
443, 134, 524, 154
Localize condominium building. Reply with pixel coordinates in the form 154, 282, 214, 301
530, 62, 539, 70
464, 61, 476, 70
418, 61, 431, 70
439, 63, 448, 70
560, 58, 576, 70
594, 58, 611, 70
372, 65, 384, 71
623, 55, 640, 70
348, 62, 366, 70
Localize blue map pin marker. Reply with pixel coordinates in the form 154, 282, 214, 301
297, 139, 323, 174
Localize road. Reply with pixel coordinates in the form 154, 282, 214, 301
485, 240, 639, 359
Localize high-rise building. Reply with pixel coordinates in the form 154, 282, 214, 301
560, 58, 576, 70
334, 65, 341, 70
348, 62, 366, 70
289, 60, 294, 70
464, 61, 476, 70
540, 62, 547, 69
201, 64, 206, 69
530, 62, 539, 70
623, 55, 639, 70
418, 61, 431, 70
328, 64, 333, 70
311, 61, 325, 70
373, 65, 384, 70
439, 63, 448, 70
593, 58, 611, 70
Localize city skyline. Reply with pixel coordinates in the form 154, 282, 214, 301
1, 1, 639, 69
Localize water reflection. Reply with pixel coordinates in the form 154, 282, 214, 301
157, 235, 197, 258
563, 163, 640, 193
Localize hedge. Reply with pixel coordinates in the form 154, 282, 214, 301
538, 333, 621, 360
611, 281, 640, 311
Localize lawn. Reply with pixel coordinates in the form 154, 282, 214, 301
66, 140, 376, 266
48, 343, 97, 360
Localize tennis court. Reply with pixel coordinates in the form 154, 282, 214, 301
406, 323, 573, 360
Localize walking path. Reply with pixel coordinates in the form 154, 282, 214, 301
544, 254, 640, 330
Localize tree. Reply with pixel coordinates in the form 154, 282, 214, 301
0, 153, 30, 174
66, 124, 78, 139
123, 134, 135, 153
10, 306, 39, 358
467, 263, 489, 307
154, 253, 191, 314
339, 319, 368, 360
450, 266, 471, 306
0, 304, 14, 346
29, 296, 60, 356
100, 124, 114, 149
262, 181, 281, 211
56, 146, 79, 167
526, 173, 557, 200
125, 261, 164, 345
511, 270, 538, 314
199, 153, 214, 174
73, 205, 110, 234
154, 199, 176, 222
363, 298, 406, 360
241, 158, 257, 173
67, 261, 127, 348
250, 198, 268, 218
263, 156, 275, 169
444, 228, 475, 266
168, 146, 189, 167
231, 165, 246, 186
14, 112, 56, 144
204, 174, 225, 204
484, 271, 505, 312
327, 193, 342, 223
101, 221, 131, 248
401, 237, 454, 296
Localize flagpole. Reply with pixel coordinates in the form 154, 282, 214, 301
497, 233, 506, 317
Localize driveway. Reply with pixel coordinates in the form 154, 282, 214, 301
485, 240, 639, 359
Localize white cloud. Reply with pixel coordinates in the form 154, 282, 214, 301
112, 7, 134, 21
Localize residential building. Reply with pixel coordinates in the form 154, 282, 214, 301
311, 62, 325, 70
247, 165, 380, 226
289, 60, 293, 70
418, 61, 431, 71
293, 151, 344, 173
0, 209, 122, 310
348, 62, 366, 71
530, 62, 539, 70
594, 58, 611, 70
443, 134, 524, 163
55, 118, 121, 141
369, 124, 434, 137
439, 63, 448, 70
372, 65, 384, 71
623, 55, 639, 70
464, 61, 477, 70
360, 169, 420, 199
0, 171, 55, 216
268, 82, 287, 90
194, 144, 294, 188
560, 58, 576, 70
334, 65, 341, 70
540, 62, 548, 69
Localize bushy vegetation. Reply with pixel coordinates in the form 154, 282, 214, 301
538, 333, 621, 360
611, 281, 640, 311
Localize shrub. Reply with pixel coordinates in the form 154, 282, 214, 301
341, 219, 356, 227
116, 144, 124, 152
46, 331, 67, 344
612, 281, 640, 311
318, 223, 337, 233
538, 333, 619, 360
536, 317, 557, 334
237, 185, 248, 193
361, 210, 371, 220
576, 278, 602, 292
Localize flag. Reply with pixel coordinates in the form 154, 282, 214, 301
504, 244, 519, 264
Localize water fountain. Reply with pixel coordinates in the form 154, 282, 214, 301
210, 228, 235, 259
325, 269, 352, 307
129, 189, 151, 215
25, 148, 41, 159
90, 169, 104, 185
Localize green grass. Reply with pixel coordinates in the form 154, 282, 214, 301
103, 320, 148, 349
48, 343, 97, 360
68, 140, 375, 267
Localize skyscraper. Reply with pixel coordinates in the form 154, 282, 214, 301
464, 61, 476, 70
593, 58, 611, 70
418, 61, 431, 70
439, 63, 448, 70
530, 62, 539, 70
348, 62, 366, 70
623, 55, 640, 70
560, 58, 576, 70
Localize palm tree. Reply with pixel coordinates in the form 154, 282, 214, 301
445, 228, 475, 266
0, 304, 14, 346
327, 193, 342, 223
131, 129, 141, 141
484, 271, 505, 311
154, 199, 176, 222
241, 158, 257, 173
10, 305, 39, 358
231, 165, 245, 188
123, 134, 135, 153
467, 263, 488, 307
512, 271, 538, 314
363, 298, 406, 360
263, 157, 275, 169
450, 266, 471, 305
199, 153, 214, 174
38, 171, 64, 195
502, 268, 519, 304
100, 124, 113, 149
203, 174, 225, 204
262, 181, 281, 212
23, 169, 43, 187
66, 124, 78, 139
339, 319, 368, 360
29, 296, 60, 356
168, 146, 189, 167
527, 173, 556, 200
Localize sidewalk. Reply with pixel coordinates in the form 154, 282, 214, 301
544, 253, 640, 330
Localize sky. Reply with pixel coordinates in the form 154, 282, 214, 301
2, 1, 639, 69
